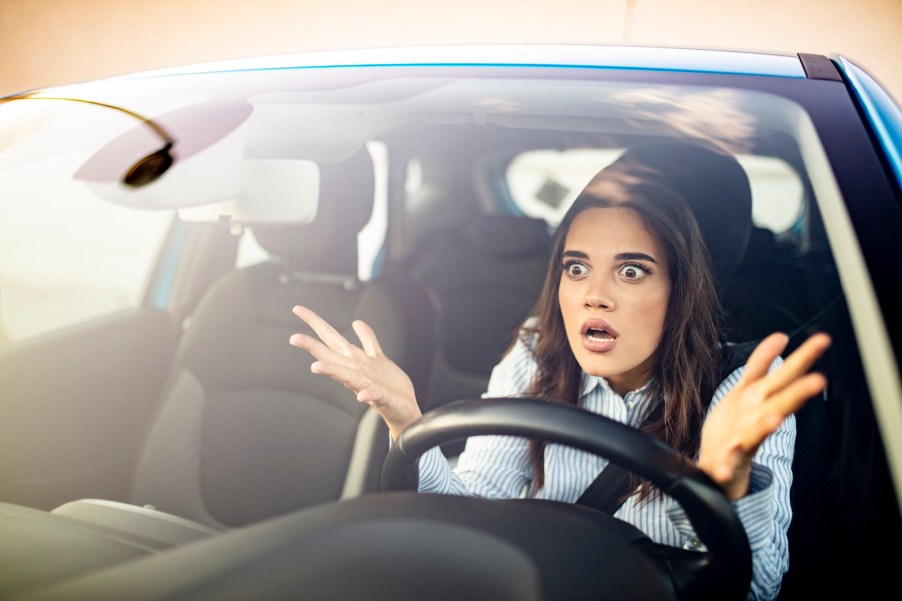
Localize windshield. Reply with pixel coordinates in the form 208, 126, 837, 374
0, 66, 835, 346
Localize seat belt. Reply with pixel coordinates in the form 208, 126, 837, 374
575, 402, 662, 514
574, 339, 759, 515
574, 458, 635, 514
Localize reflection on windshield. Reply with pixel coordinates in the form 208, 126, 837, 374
0, 70, 816, 344
610, 87, 757, 154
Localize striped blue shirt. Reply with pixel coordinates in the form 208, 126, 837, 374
418, 334, 794, 601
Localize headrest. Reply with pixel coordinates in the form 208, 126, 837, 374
461, 216, 551, 257
609, 142, 753, 287
252, 147, 375, 274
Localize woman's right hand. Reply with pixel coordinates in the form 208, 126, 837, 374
289, 305, 422, 440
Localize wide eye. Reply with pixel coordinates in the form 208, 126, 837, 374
617, 263, 650, 281
563, 261, 589, 278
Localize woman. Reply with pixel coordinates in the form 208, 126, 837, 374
289, 144, 831, 600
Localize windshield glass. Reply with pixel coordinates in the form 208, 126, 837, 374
0, 66, 828, 346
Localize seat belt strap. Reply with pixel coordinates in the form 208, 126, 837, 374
575, 401, 664, 514
574, 338, 766, 515
574, 460, 634, 514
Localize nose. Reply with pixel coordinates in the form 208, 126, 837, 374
583, 275, 615, 311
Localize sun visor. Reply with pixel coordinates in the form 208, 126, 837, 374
177, 159, 319, 225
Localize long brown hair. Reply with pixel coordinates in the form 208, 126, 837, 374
522, 161, 724, 499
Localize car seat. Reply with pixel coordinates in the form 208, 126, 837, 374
128, 148, 434, 529
608, 142, 753, 298
722, 226, 821, 340
406, 214, 553, 413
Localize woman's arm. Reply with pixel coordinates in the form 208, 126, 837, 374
290, 305, 535, 499
686, 331, 829, 600
665, 357, 801, 600
698, 332, 831, 499
419, 337, 540, 498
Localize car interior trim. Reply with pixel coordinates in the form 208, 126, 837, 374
799, 116, 902, 510
340, 408, 385, 500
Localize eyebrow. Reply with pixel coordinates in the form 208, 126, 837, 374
562, 250, 658, 264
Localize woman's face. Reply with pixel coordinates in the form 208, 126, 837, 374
558, 207, 671, 396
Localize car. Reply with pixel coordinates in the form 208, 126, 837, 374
0, 44, 900, 600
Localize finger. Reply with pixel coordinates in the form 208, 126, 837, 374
310, 360, 371, 394
292, 305, 354, 354
738, 332, 790, 386
289, 333, 350, 366
735, 373, 826, 454
765, 371, 828, 417
761, 333, 832, 397
352, 320, 384, 358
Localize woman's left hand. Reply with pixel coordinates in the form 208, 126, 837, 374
698, 332, 832, 500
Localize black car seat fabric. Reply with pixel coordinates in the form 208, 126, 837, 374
407, 214, 553, 413
721, 226, 840, 341
722, 227, 801, 338
607, 142, 753, 293
129, 148, 433, 529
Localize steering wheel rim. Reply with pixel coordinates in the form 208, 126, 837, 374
382, 397, 752, 600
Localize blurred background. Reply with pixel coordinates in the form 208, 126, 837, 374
1, 0, 900, 100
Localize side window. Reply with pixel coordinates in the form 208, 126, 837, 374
734, 155, 804, 233
505, 149, 622, 225
505, 148, 804, 233
0, 194, 173, 345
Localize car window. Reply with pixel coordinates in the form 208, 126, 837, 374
506, 149, 804, 232
0, 190, 172, 345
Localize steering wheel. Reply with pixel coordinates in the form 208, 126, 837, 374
382, 397, 752, 601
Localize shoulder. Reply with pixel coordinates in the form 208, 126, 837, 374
717, 340, 785, 385
504, 316, 542, 363
483, 318, 541, 397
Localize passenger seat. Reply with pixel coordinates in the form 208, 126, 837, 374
128, 148, 434, 529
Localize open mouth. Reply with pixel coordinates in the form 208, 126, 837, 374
580, 319, 619, 352
581, 319, 619, 339
585, 327, 616, 342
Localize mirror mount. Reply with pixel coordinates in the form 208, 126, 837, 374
1, 92, 177, 188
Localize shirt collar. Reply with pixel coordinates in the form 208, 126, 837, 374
580, 372, 654, 399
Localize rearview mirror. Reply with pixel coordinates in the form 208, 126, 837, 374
177, 159, 319, 225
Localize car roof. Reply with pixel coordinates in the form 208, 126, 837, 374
111, 44, 808, 81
